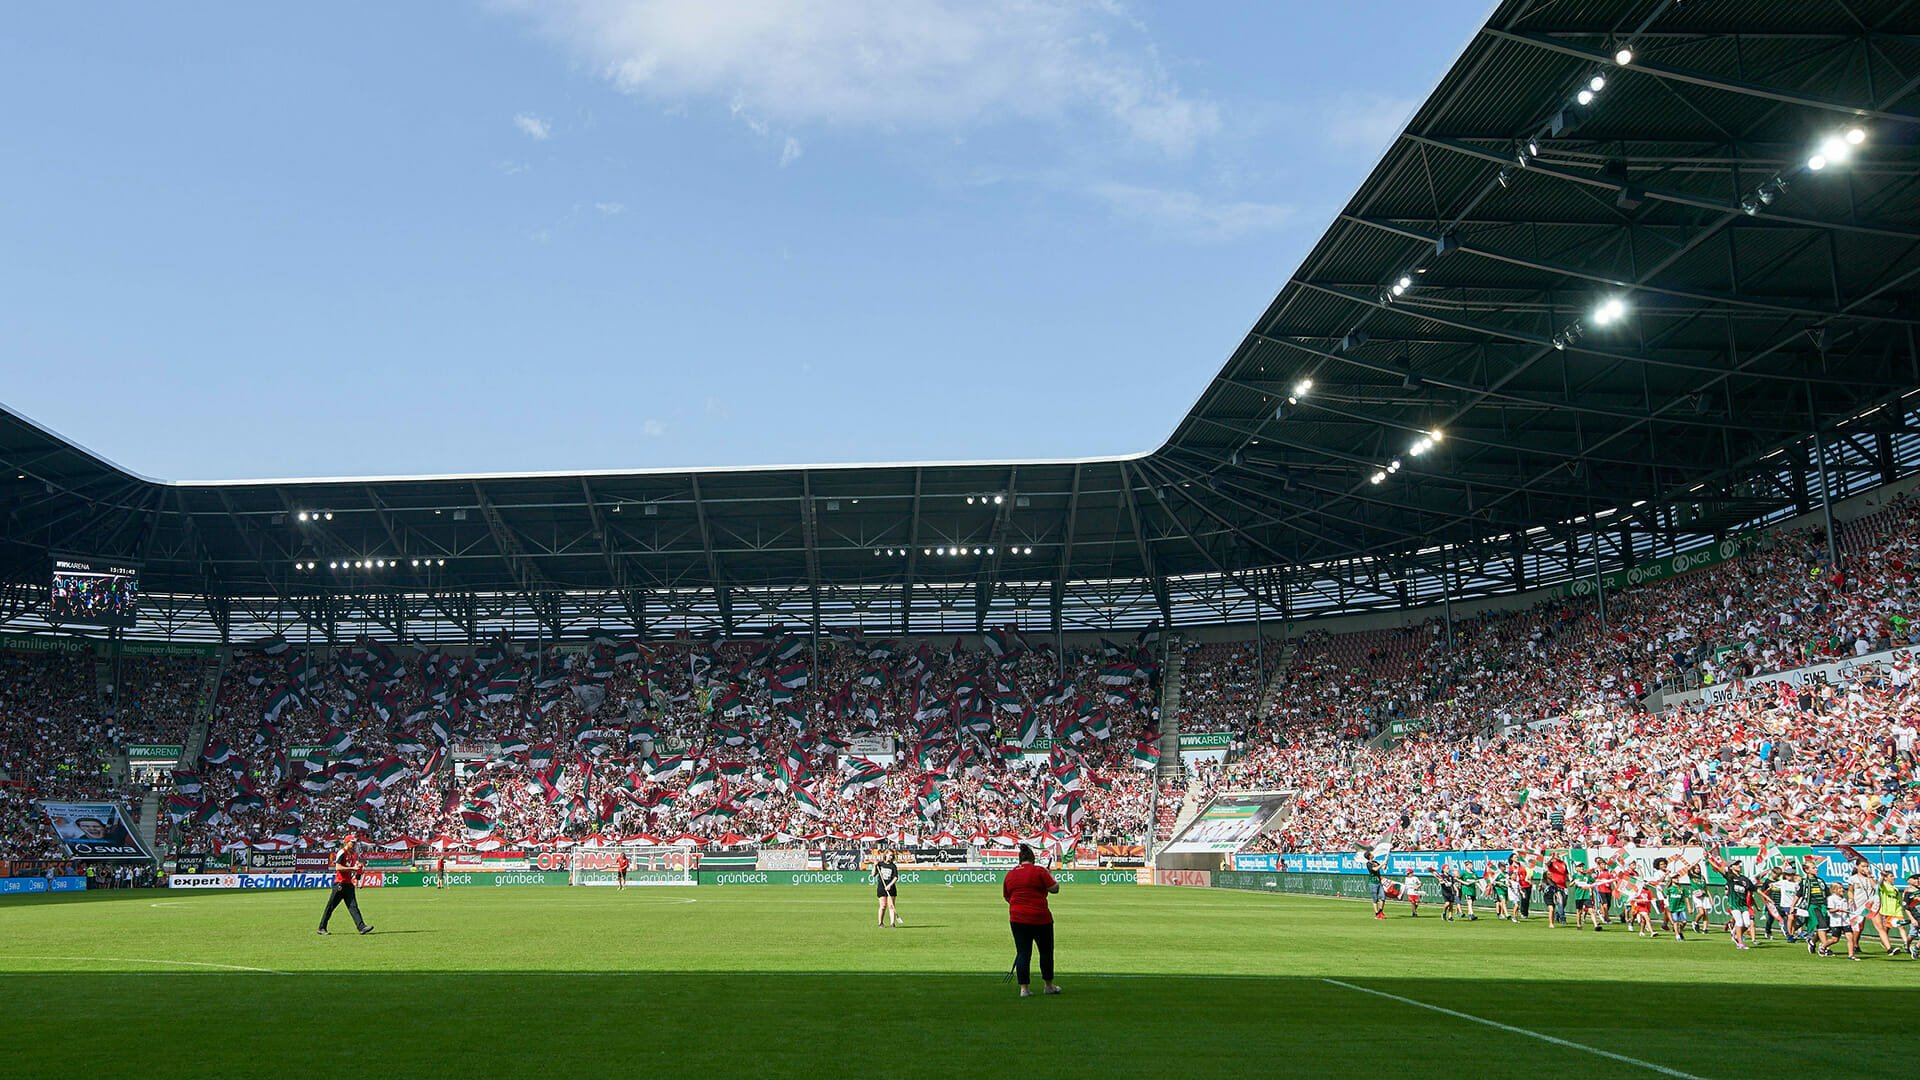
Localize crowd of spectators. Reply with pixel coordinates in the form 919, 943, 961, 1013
108, 656, 211, 744
1185, 497, 1920, 855
9, 491, 1920, 866
172, 631, 1163, 852
1175, 639, 1276, 736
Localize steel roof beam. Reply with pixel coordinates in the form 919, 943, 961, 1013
1485, 28, 1920, 124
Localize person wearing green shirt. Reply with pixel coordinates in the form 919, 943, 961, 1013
1802, 859, 1833, 957
1570, 873, 1598, 930
1457, 862, 1479, 921
1877, 870, 1908, 955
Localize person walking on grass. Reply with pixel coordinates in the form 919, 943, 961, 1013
1004, 844, 1059, 998
317, 834, 373, 936
1847, 861, 1890, 959
1366, 853, 1387, 921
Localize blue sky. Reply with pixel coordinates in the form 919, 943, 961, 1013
0, 1, 1490, 480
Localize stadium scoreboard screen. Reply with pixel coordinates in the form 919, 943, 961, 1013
50, 556, 141, 626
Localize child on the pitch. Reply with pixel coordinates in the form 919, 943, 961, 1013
1403, 871, 1423, 916
1458, 862, 1479, 921
1689, 888, 1714, 934
1630, 880, 1655, 937
1571, 871, 1599, 930
1438, 864, 1458, 922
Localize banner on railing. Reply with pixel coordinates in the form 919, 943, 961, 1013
1664, 643, 1920, 707
1, 876, 88, 894
38, 800, 152, 860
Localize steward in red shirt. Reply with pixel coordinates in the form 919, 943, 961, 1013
317, 835, 373, 935
1002, 845, 1060, 997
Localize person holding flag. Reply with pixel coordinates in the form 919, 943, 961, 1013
1364, 851, 1387, 920
871, 850, 901, 927
317, 834, 374, 936
1003, 844, 1059, 997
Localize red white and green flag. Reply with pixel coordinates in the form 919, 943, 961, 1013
774, 747, 808, 791
685, 770, 718, 798
459, 807, 494, 838
916, 778, 944, 820
1014, 712, 1041, 748
370, 756, 409, 789
792, 788, 827, 818
1130, 742, 1160, 771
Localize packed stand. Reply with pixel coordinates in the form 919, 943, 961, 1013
0, 651, 144, 859
174, 629, 1164, 852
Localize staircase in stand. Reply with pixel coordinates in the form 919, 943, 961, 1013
139, 789, 163, 859
1155, 633, 1185, 783
183, 649, 226, 764
1254, 634, 1298, 716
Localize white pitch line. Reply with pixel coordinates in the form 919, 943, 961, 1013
7, 954, 287, 974
1320, 978, 1706, 1079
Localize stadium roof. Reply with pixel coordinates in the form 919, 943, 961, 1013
5, 0, 1920, 643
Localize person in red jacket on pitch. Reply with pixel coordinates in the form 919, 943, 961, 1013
1003, 844, 1060, 998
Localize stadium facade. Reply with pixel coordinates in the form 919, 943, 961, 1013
4, 0, 1919, 645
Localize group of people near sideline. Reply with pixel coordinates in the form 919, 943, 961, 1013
1364, 851, 1920, 960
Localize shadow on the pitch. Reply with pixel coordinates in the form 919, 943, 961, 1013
2, 973, 1916, 1079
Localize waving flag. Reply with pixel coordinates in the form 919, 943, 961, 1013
916, 778, 944, 820
529, 745, 556, 775
1130, 742, 1160, 771
839, 760, 887, 797
460, 807, 494, 839
1014, 712, 1041, 748
775, 747, 808, 792
984, 627, 1015, 658
250, 635, 291, 656
685, 769, 719, 798
644, 753, 688, 780
792, 788, 827, 818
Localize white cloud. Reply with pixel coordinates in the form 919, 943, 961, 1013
507, 1, 1218, 156
1089, 182, 1294, 243
778, 136, 803, 168
641, 418, 667, 437
1321, 94, 1417, 153
594, 201, 627, 215
514, 112, 552, 140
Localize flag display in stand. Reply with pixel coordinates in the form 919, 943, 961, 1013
459, 807, 494, 838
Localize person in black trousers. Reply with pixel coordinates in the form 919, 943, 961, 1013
1002, 845, 1060, 997
317, 835, 374, 935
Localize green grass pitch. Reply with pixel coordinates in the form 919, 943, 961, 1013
4, 885, 1917, 1078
